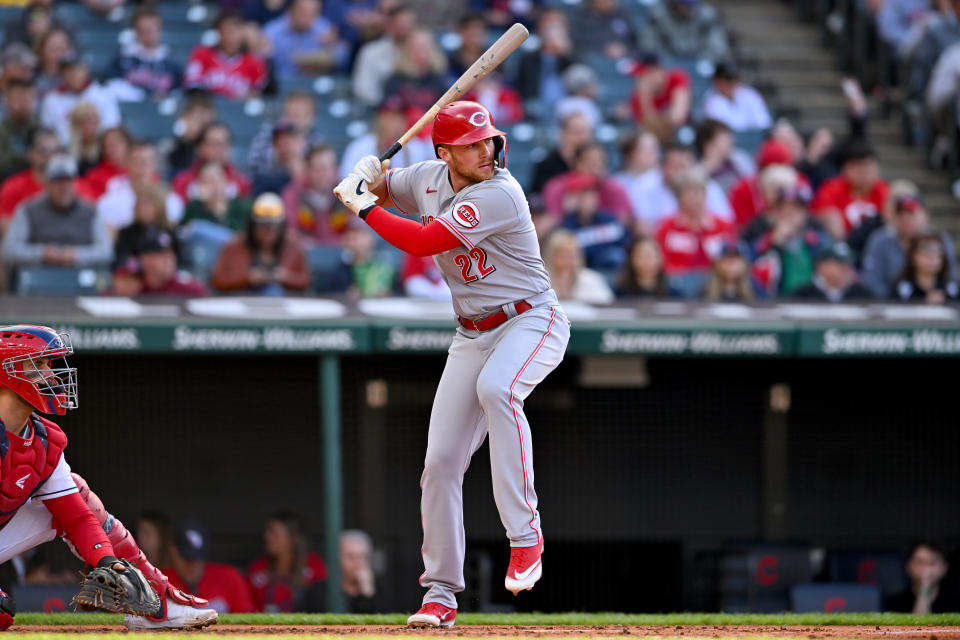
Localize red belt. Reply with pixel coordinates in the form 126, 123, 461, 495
458, 301, 532, 332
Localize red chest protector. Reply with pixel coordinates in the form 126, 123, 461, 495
0, 415, 68, 528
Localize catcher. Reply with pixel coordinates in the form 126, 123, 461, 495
0, 324, 218, 630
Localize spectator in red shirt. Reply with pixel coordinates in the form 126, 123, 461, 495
165, 520, 255, 613
542, 142, 633, 221
729, 138, 798, 230
627, 52, 691, 144
183, 10, 268, 99
0, 127, 58, 233
655, 167, 734, 297
112, 227, 208, 297
172, 122, 252, 202
811, 138, 889, 241
78, 126, 130, 200
247, 511, 327, 613
401, 254, 450, 299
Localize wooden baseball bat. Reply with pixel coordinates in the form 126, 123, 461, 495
378, 22, 529, 162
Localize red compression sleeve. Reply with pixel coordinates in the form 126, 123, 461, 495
44, 492, 115, 565
363, 206, 462, 256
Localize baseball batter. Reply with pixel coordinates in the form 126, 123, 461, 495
0, 325, 217, 630
334, 101, 570, 628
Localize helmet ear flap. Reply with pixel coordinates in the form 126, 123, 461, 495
493, 136, 506, 168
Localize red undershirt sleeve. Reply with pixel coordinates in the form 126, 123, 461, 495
362, 206, 462, 257
44, 492, 115, 566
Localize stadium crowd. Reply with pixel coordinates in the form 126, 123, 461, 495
0, 0, 955, 305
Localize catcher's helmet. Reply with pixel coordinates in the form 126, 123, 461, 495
0, 325, 77, 414
432, 101, 507, 166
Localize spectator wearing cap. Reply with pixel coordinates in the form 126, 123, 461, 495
641, 0, 731, 62
745, 183, 830, 298
39, 55, 121, 147
702, 240, 758, 302
211, 192, 309, 294
631, 143, 733, 233
892, 232, 960, 304
165, 521, 256, 613
543, 142, 634, 223
695, 118, 755, 195
109, 6, 181, 100
862, 185, 957, 298
0, 128, 59, 232
247, 91, 323, 179
615, 235, 678, 298
351, 4, 416, 107
285, 145, 349, 246
0, 78, 40, 180
729, 139, 802, 230
263, 0, 349, 78
558, 170, 629, 275
811, 139, 889, 241
553, 64, 603, 129
513, 8, 573, 106
654, 167, 735, 297
790, 242, 873, 301
173, 122, 252, 202
542, 228, 615, 304
626, 53, 692, 145
0, 43, 37, 98
112, 226, 208, 296
571, 0, 637, 60
251, 120, 307, 197
183, 10, 268, 100
98, 141, 184, 233
701, 62, 772, 132
530, 112, 594, 196
112, 183, 181, 278
2, 154, 113, 269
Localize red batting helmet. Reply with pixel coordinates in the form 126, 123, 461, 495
432, 101, 507, 166
0, 325, 77, 415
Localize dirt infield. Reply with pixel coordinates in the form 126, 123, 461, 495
13, 625, 960, 638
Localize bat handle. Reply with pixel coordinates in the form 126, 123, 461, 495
379, 141, 402, 162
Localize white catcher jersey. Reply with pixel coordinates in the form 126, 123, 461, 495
386, 160, 552, 318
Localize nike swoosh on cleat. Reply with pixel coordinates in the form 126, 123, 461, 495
513, 559, 541, 580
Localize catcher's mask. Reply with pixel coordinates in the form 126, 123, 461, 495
0, 325, 77, 415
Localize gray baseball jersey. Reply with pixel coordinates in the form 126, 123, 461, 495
386, 160, 552, 318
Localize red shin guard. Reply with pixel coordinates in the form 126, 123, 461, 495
69, 473, 210, 618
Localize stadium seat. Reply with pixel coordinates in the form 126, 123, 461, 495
715, 543, 815, 612
306, 245, 345, 291
790, 583, 882, 613
14, 267, 109, 296
825, 549, 907, 599
735, 129, 770, 158
119, 101, 178, 143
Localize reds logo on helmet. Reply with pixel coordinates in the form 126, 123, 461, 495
432, 101, 506, 151
453, 201, 481, 228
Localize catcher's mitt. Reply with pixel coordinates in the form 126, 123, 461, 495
72, 557, 161, 617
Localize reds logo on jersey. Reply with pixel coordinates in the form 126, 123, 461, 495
453, 201, 481, 228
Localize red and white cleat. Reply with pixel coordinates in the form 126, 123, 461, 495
407, 602, 457, 628
504, 539, 543, 595
123, 593, 218, 630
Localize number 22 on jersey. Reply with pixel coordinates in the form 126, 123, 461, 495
455, 247, 496, 283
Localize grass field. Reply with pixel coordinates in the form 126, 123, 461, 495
9, 612, 960, 639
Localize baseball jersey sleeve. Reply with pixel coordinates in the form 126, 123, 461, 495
33, 455, 79, 501
436, 185, 521, 249
385, 165, 427, 215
